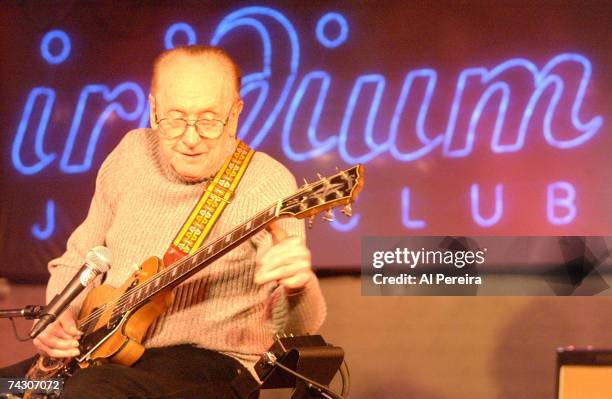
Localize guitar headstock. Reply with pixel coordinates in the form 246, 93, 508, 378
278, 165, 364, 224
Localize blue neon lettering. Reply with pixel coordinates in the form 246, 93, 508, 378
401, 187, 426, 229
164, 22, 197, 49
12, 88, 57, 175
11, 8, 605, 234
470, 184, 504, 227
338, 74, 387, 164
40, 30, 71, 65
60, 82, 145, 173
315, 12, 348, 48
282, 71, 337, 161
211, 6, 299, 149
32, 199, 55, 240
14, 10, 602, 175
390, 69, 443, 161
547, 182, 577, 225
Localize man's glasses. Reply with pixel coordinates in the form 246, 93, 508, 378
155, 103, 235, 140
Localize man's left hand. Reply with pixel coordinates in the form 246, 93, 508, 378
254, 223, 315, 293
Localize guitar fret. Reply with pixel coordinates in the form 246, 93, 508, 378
253, 214, 265, 230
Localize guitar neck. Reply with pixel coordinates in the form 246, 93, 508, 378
121, 202, 280, 313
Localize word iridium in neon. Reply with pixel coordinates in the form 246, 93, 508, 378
11, 6, 603, 237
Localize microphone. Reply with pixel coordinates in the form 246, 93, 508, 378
30, 246, 112, 339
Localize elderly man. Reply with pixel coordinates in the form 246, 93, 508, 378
30, 45, 326, 398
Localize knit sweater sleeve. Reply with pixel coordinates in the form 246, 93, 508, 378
45, 138, 121, 312
247, 157, 327, 335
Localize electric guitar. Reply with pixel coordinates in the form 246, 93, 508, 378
22, 165, 364, 399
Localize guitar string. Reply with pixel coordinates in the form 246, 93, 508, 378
76, 173, 350, 331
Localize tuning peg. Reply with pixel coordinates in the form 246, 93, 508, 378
316, 173, 323, 180
323, 209, 334, 222
302, 178, 309, 188
308, 215, 315, 229
341, 204, 352, 217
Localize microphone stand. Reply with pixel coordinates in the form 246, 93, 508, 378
0, 305, 45, 320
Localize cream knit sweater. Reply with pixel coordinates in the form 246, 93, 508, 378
45, 128, 327, 372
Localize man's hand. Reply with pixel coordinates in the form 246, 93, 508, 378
254, 222, 315, 293
33, 309, 81, 358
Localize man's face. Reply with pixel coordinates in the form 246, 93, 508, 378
150, 55, 242, 181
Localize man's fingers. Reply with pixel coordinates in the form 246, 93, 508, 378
34, 338, 80, 358
256, 251, 310, 280
266, 222, 288, 245
35, 334, 79, 350
58, 311, 81, 336
279, 273, 313, 291
255, 261, 311, 285
48, 323, 75, 341
257, 237, 308, 266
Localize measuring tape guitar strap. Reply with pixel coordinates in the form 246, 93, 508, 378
162, 140, 254, 266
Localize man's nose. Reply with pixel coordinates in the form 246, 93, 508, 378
181, 123, 202, 148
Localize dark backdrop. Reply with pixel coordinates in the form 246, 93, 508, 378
1, 0, 611, 282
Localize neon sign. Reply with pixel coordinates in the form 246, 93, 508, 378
9, 6, 604, 239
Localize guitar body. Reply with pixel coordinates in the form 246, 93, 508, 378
23, 256, 173, 398
78, 256, 173, 367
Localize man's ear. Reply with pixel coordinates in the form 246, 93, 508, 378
149, 94, 157, 129
228, 100, 244, 137
234, 99, 244, 118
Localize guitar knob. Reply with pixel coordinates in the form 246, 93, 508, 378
323, 209, 334, 222
341, 204, 353, 217
308, 215, 315, 229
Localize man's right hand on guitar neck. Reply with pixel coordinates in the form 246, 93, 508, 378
32, 309, 82, 358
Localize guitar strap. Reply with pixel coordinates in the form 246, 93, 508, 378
162, 140, 254, 266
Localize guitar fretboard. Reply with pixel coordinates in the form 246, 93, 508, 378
105, 204, 279, 327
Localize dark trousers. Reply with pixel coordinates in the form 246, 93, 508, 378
0, 345, 255, 398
